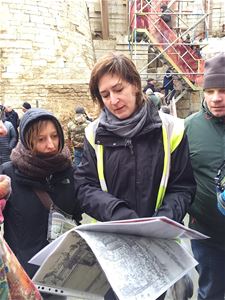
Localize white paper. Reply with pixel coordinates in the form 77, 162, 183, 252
77, 230, 197, 300
30, 229, 73, 266
30, 217, 207, 300
77, 216, 208, 239
32, 230, 109, 298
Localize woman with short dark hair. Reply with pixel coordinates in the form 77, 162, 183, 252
75, 52, 195, 227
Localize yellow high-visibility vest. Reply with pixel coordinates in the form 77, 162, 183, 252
85, 112, 184, 210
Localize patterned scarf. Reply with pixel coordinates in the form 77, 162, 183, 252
10, 141, 72, 178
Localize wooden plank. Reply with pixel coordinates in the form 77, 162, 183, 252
100, 0, 109, 40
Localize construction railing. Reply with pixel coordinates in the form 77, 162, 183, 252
129, 0, 206, 90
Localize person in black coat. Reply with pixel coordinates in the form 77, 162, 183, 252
75, 53, 195, 224
0, 108, 81, 278
163, 67, 176, 104
4, 105, 20, 139
143, 78, 157, 93
74, 53, 196, 300
160, 4, 172, 29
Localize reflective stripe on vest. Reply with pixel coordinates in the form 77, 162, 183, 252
156, 112, 184, 209
85, 113, 184, 211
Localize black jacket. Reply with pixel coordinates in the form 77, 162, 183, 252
0, 161, 80, 278
5, 110, 20, 133
163, 69, 174, 90
74, 102, 196, 223
143, 82, 156, 93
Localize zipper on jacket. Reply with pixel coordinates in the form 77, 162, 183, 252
46, 174, 53, 190
125, 138, 134, 155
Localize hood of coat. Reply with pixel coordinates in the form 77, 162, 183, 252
19, 108, 64, 149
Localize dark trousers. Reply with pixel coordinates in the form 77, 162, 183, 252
164, 88, 176, 104
191, 239, 225, 300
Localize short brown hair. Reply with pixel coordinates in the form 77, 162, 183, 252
89, 52, 144, 108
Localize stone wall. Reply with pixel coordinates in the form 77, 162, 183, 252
176, 91, 202, 118
86, 0, 128, 39
0, 0, 95, 122
2, 82, 98, 119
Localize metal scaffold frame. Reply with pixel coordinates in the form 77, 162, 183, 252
128, 0, 210, 91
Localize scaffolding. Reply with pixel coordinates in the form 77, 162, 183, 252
128, 0, 210, 92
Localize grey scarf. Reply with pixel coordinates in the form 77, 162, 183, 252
99, 102, 148, 138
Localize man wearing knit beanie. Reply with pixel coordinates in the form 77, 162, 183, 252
185, 52, 225, 300
203, 53, 225, 95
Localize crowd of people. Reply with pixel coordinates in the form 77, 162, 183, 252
142, 66, 176, 106
0, 51, 224, 300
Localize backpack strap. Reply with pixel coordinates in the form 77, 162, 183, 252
33, 189, 53, 210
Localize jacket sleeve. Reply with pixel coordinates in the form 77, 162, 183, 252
153, 133, 196, 223
8, 124, 17, 149
74, 137, 138, 222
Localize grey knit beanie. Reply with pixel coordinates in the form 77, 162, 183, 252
203, 52, 225, 89
19, 108, 64, 150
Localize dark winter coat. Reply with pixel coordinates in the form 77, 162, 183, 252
163, 69, 174, 90
160, 7, 172, 29
0, 108, 81, 278
143, 82, 156, 93
0, 121, 17, 164
0, 162, 79, 278
185, 102, 225, 251
5, 110, 20, 134
74, 101, 196, 223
